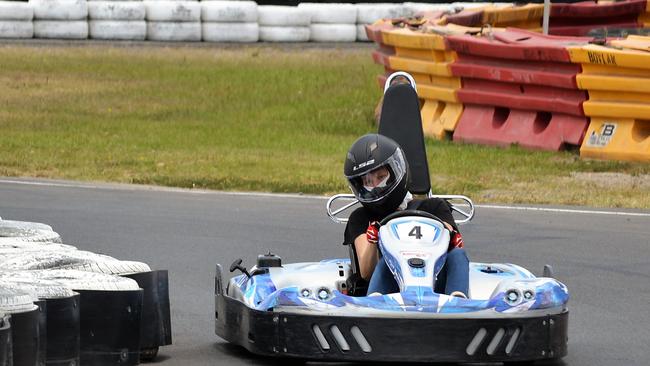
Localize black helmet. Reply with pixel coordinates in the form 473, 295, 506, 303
344, 134, 409, 216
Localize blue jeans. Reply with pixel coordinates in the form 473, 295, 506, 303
366, 248, 470, 295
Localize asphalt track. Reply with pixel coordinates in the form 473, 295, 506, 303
1, 178, 648, 366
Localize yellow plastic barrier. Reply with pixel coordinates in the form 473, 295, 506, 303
580, 118, 650, 161
568, 40, 650, 160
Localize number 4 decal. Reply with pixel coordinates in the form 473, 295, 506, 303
409, 226, 422, 239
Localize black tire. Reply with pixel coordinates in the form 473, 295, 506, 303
140, 347, 159, 362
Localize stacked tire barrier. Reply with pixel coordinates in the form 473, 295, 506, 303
0, 2, 33, 39
569, 36, 650, 161
356, 3, 405, 41
30, 0, 88, 39
257, 5, 310, 42
445, 3, 544, 31
550, 0, 646, 36
0, 218, 173, 365
144, 0, 201, 41
201, 0, 258, 42
88, 1, 147, 41
298, 3, 357, 42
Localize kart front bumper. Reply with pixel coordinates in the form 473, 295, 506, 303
214, 265, 568, 363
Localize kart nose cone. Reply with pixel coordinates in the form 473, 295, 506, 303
408, 258, 425, 268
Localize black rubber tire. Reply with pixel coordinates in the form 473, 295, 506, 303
140, 347, 159, 362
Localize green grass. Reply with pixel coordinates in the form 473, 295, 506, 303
0, 45, 648, 209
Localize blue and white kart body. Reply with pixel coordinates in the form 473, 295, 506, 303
215, 211, 569, 363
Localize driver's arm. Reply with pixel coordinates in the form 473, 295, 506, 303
354, 234, 379, 281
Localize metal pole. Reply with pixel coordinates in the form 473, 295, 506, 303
543, 0, 551, 35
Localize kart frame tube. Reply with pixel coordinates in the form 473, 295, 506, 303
215, 265, 568, 363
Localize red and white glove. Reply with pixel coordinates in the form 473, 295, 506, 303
366, 221, 380, 245
450, 229, 464, 250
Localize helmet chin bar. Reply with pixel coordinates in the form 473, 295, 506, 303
326, 193, 475, 225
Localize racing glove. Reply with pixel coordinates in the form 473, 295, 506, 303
449, 229, 464, 250
366, 221, 380, 245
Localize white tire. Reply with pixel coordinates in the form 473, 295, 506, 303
89, 20, 146, 40
297, 3, 357, 24
0, 278, 75, 300
30, 0, 88, 20
34, 20, 88, 39
309, 23, 356, 42
0, 219, 54, 232
356, 3, 405, 25
0, 21, 33, 38
146, 21, 201, 41
0, 251, 151, 275
0, 2, 33, 21
202, 22, 258, 42
403, 2, 455, 16
0, 224, 62, 243
201, 1, 257, 23
257, 5, 311, 27
0, 242, 77, 251
357, 24, 370, 42
0, 285, 38, 314
88, 1, 145, 20
144, 1, 200, 22
20, 269, 141, 291
259, 26, 309, 42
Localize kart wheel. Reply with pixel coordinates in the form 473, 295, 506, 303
140, 347, 159, 362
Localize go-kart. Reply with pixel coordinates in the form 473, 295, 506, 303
214, 72, 569, 363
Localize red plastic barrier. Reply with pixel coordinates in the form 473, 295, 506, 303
451, 53, 580, 89
456, 78, 586, 116
446, 29, 589, 62
549, 15, 641, 36
551, 0, 646, 18
453, 105, 589, 151
446, 10, 484, 27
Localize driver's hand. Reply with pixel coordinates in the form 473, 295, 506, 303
450, 229, 464, 250
366, 221, 380, 245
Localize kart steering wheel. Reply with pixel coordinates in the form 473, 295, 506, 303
379, 209, 445, 226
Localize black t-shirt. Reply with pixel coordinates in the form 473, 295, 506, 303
343, 198, 458, 246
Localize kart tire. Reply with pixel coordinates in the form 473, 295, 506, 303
0, 21, 33, 39
356, 3, 404, 25
0, 2, 33, 20
140, 346, 159, 362
202, 22, 258, 42
201, 1, 258, 23
259, 26, 309, 42
89, 20, 147, 40
146, 21, 201, 41
257, 5, 311, 27
88, 1, 146, 20
144, 1, 201, 22
33, 20, 88, 39
31, 0, 88, 20
309, 23, 356, 42
297, 3, 357, 24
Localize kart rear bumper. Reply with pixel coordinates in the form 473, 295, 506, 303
214, 265, 568, 363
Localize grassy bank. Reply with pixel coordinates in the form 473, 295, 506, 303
0, 45, 648, 209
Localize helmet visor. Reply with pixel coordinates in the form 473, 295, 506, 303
347, 149, 406, 203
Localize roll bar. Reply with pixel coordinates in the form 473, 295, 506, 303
326, 193, 475, 225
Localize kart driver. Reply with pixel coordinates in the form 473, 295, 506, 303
343, 134, 469, 298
